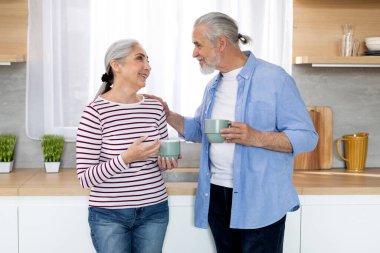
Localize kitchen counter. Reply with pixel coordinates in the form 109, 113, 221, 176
1, 168, 380, 196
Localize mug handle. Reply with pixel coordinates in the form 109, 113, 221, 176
335, 138, 348, 161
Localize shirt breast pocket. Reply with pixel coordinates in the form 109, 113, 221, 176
246, 100, 276, 131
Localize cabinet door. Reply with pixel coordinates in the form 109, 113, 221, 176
18, 197, 95, 253
163, 196, 216, 253
284, 209, 301, 253
301, 204, 380, 253
0, 199, 18, 253
163, 196, 301, 253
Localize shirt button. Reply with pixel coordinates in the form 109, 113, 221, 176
205, 193, 209, 197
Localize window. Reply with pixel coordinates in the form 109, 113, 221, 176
26, 0, 292, 141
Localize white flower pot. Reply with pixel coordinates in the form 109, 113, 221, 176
0, 161, 14, 173
44, 162, 60, 173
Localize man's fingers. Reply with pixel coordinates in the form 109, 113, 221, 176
229, 122, 245, 128
220, 127, 242, 134
143, 94, 164, 104
221, 133, 241, 140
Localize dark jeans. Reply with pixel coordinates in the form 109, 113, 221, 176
208, 184, 286, 253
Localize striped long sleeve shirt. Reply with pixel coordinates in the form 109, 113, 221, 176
76, 96, 168, 208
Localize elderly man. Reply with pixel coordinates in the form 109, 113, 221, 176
153, 12, 318, 253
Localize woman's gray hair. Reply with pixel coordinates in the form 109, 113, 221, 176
194, 12, 251, 46
95, 39, 140, 98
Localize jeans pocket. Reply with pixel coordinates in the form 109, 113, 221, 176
145, 200, 169, 225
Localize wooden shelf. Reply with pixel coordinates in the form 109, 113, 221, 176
295, 56, 380, 67
0, 54, 26, 64
293, 0, 380, 67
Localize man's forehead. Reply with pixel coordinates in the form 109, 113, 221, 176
192, 26, 206, 43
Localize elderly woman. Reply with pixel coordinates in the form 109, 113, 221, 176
76, 39, 176, 253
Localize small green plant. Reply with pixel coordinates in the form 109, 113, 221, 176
0, 134, 17, 162
41, 135, 65, 162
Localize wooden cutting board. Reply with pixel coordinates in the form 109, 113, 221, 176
294, 106, 333, 170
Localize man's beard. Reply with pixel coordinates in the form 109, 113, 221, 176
197, 51, 220, 75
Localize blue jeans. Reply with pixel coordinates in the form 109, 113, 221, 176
88, 200, 169, 253
208, 184, 286, 253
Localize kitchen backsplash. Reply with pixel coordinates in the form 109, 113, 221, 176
0, 63, 379, 168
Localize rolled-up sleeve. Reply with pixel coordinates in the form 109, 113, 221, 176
277, 76, 319, 156
183, 105, 203, 142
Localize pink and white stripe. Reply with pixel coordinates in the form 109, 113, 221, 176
76, 97, 168, 208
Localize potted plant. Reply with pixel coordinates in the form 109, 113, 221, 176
41, 134, 65, 173
0, 134, 17, 173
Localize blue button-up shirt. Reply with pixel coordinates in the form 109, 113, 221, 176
183, 52, 318, 229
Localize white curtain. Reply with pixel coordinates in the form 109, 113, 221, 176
26, 0, 91, 140
26, 0, 292, 141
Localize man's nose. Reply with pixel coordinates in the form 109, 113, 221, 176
192, 48, 199, 58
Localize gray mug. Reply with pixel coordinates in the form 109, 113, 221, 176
204, 119, 231, 143
158, 140, 180, 159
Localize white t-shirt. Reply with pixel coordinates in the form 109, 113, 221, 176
210, 67, 242, 188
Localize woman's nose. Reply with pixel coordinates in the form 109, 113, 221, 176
145, 62, 151, 70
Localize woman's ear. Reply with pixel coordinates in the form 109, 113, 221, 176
110, 60, 120, 73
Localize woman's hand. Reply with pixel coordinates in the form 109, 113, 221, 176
158, 154, 182, 170
121, 136, 160, 164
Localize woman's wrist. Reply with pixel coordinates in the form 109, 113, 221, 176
121, 151, 132, 164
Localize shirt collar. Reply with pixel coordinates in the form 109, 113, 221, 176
238, 51, 256, 80
210, 51, 256, 88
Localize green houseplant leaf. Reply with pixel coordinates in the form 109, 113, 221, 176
0, 134, 17, 162
41, 135, 65, 162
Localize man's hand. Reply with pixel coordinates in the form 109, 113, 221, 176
220, 122, 259, 146
143, 94, 170, 116
220, 122, 293, 152
143, 93, 185, 135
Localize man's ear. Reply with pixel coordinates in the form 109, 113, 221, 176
217, 35, 227, 52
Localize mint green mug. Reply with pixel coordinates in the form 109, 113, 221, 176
204, 119, 231, 143
158, 140, 180, 159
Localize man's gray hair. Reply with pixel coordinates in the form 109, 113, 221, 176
194, 12, 251, 46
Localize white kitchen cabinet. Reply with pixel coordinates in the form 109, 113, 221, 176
18, 197, 95, 253
0, 198, 18, 253
284, 209, 301, 253
300, 195, 380, 253
164, 196, 301, 253
164, 196, 216, 253
13, 195, 300, 253
6, 194, 380, 253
